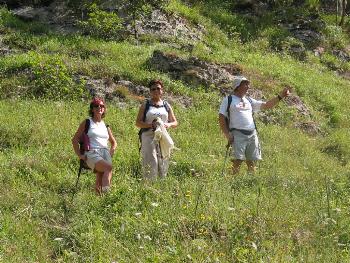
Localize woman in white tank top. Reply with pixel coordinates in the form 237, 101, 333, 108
136, 80, 178, 180
72, 98, 117, 194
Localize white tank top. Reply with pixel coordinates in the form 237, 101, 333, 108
145, 101, 169, 124
87, 118, 109, 149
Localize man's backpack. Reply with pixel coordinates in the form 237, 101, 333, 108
138, 99, 170, 149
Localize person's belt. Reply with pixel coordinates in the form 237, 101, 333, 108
229, 128, 255, 136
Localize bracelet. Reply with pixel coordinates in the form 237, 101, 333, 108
277, 94, 283, 101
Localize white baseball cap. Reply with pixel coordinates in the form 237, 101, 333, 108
233, 76, 249, 90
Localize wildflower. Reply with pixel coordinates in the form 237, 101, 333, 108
54, 238, 63, 241
135, 212, 142, 217
251, 242, 258, 250
144, 235, 152, 241
151, 202, 159, 207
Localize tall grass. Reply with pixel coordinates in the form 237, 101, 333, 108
1, 99, 350, 262
1, 1, 350, 261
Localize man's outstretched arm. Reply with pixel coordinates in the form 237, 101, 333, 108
261, 87, 291, 110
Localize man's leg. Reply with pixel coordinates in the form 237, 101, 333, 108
232, 159, 243, 175
246, 160, 256, 174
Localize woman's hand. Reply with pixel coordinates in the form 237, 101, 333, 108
164, 122, 172, 129
110, 148, 116, 157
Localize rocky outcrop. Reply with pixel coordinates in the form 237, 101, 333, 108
12, 3, 78, 33
77, 75, 192, 108
130, 9, 204, 43
149, 50, 242, 89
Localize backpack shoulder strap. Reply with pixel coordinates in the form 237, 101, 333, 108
246, 96, 252, 104
226, 95, 232, 120
246, 96, 258, 133
143, 99, 151, 122
84, 118, 90, 134
163, 100, 170, 112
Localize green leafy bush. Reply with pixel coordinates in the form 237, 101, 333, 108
78, 4, 124, 40
28, 53, 85, 99
260, 26, 291, 51
323, 25, 347, 49
281, 36, 306, 60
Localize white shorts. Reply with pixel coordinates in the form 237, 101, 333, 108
230, 130, 261, 161
85, 148, 112, 170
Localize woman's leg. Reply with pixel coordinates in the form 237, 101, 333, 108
141, 132, 158, 180
94, 160, 112, 192
95, 172, 103, 195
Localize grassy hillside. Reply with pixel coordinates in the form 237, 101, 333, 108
1, 1, 350, 262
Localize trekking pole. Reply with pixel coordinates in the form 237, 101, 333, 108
220, 143, 231, 177
71, 160, 83, 201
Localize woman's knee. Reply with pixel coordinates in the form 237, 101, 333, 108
95, 160, 112, 173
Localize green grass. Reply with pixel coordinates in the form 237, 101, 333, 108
1, 100, 350, 262
1, 1, 350, 262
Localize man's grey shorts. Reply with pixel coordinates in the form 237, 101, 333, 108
85, 148, 112, 170
230, 130, 261, 161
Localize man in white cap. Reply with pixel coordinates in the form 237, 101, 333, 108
218, 76, 290, 174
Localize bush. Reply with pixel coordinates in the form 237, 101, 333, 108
281, 36, 306, 60
260, 26, 291, 51
78, 4, 124, 40
323, 25, 347, 49
28, 53, 85, 100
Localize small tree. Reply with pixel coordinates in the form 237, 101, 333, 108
122, 0, 169, 41
338, 0, 347, 26
78, 3, 123, 40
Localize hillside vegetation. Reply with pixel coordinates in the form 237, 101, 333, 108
1, 0, 350, 262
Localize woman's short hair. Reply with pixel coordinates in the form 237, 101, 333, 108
89, 97, 106, 118
148, 79, 164, 89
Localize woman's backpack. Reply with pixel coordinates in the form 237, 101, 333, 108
79, 119, 91, 170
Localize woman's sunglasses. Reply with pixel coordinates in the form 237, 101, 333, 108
150, 87, 161, 91
93, 104, 105, 108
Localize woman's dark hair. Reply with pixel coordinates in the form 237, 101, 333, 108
148, 79, 164, 89
89, 97, 106, 118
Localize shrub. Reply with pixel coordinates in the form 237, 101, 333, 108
260, 26, 291, 51
78, 4, 124, 40
28, 53, 85, 100
323, 25, 347, 49
281, 36, 306, 60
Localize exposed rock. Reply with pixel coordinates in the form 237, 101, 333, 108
332, 49, 350, 62
149, 50, 242, 89
77, 75, 192, 108
130, 9, 204, 43
12, 3, 77, 34
284, 94, 311, 117
294, 121, 321, 135
313, 46, 325, 57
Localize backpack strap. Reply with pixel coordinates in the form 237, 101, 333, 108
142, 99, 151, 122
163, 100, 170, 113
226, 95, 232, 127
246, 97, 258, 134
84, 118, 90, 134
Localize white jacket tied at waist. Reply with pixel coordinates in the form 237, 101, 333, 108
153, 118, 174, 159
